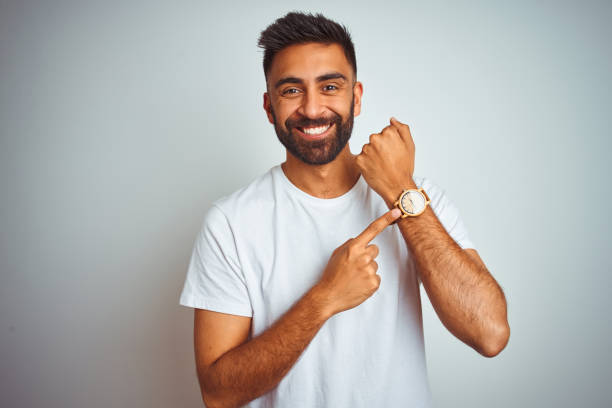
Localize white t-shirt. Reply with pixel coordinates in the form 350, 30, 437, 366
180, 164, 475, 408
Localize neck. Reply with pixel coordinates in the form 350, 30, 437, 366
281, 144, 360, 199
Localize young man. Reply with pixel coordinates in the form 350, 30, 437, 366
180, 12, 509, 408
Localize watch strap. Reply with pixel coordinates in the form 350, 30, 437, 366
393, 187, 430, 219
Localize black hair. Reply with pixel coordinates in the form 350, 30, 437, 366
257, 12, 357, 80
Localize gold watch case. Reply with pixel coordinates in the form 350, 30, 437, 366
394, 188, 431, 218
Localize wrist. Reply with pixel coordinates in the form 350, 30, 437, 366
382, 179, 418, 209
306, 284, 336, 321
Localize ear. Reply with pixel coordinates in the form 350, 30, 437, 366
263, 92, 274, 124
352, 81, 363, 117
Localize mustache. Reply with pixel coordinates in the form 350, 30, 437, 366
285, 114, 341, 129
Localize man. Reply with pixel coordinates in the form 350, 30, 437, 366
180, 11, 509, 408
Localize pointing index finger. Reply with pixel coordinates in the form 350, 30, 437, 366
354, 208, 402, 246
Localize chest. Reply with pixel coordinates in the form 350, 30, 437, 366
236, 201, 418, 334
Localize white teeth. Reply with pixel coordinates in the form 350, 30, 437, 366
302, 124, 331, 135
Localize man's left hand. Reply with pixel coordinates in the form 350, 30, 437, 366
355, 117, 417, 209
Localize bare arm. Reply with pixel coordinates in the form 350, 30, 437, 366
196, 288, 331, 408
392, 200, 510, 357
355, 116, 510, 357
195, 210, 401, 408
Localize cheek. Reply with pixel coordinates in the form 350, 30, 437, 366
332, 96, 354, 116
275, 102, 300, 123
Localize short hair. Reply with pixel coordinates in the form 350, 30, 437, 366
257, 12, 357, 80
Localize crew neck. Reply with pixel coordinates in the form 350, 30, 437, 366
274, 164, 366, 206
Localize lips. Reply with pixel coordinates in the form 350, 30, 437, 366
295, 123, 334, 140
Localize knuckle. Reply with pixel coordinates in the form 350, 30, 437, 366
347, 243, 359, 257
333, 244, 344, 256
367, 219, 377, 231
371, 274, 381, 289
340, 239, 353, 253
360, 254, 372, 265
365, 263, 377, 275
382, 125, 396, 135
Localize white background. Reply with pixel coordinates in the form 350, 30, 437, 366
1, 1, 611, 407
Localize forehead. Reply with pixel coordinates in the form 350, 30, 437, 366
267, 42, 354, 84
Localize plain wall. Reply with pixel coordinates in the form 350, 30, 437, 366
1, 0, 611, 407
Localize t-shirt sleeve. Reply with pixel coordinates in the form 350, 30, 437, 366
418, 177, 476, 250
179, 204, 253, 317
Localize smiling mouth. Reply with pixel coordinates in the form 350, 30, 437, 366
295, 123, 333, 139
298, 124, 331, 134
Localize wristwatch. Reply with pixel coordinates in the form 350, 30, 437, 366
394, 188, 431, 218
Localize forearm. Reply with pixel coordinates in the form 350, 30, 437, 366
394, 204, 509, 356
379, 180, 508, 356
201, 286, 332, 408
355, 117, 508, 355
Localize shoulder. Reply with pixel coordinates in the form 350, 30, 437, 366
210, 166, 279, 225
413, 174, 475, 248
413, 175, 447, 206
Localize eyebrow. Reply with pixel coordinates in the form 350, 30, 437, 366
274, 72, 348, 89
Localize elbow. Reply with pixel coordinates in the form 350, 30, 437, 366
201, 390, 220, 408
478, 320, 510, 358
200, 383, 221, 408
201, 393, 217, 408
200, 376, 244, 408
199, 371, 229, 408
201, 389, 233, 408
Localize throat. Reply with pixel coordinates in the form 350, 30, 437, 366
281, 148, 360, 199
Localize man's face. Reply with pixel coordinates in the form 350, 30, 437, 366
263, 42, 362, 165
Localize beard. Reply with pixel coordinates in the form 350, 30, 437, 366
270, 99, 355, 165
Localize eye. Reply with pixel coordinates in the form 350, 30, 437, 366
282, 87, 301, 96
323, 84, 338, 92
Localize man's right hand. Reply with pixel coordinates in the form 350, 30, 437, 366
315, 208, 402, 315
194, 208, 402, 408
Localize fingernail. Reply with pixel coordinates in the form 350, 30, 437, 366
391, 208, 401, 218
391, 116, 397, 122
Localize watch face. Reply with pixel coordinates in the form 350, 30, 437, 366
400, 190, 426, 215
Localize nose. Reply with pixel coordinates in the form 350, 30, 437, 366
298, 90, 326, 119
